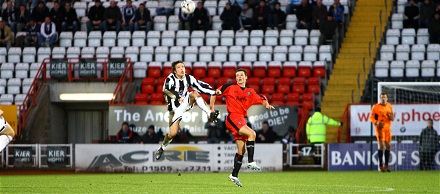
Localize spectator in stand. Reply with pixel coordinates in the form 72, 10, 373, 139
221, 2, 240, 31
116, 122, 140, 143
31, 1, 50, 25
230, 0, 245, 9
312, 0, 327, 29
296, 0, 313, 30
134, 3, 152, 33
419, 0, 436, 28
16, 4, 31, 33
269, 2, 286, 30
428, 12, 440, 43
61, 2, 78, 34
282, 126, 296, 144
2, 2, 18, 34
239, 2, 253, 31
49, 1, 65, 33
404, 0, 420, 30
205, 118, 223, 144
140, 125, 159, 144
266, 0, 279, 11
319, 13, 338, 44
25, 19, 40, 47
178, 7, 193, 30
121, 0, 136, 33
329, 0, 344, 25
156, 0, 173, 16
285, 0, 301, 15
102, 0, 122, 34
419, 118, 439, 170
192, 1, 210, 31
38, 16, 57, 47
256, 121, 278, 143
252, 0, 271, 30
86, 0, 105, 34
0, 20, 13, 49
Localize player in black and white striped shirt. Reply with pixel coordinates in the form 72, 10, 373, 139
155, 61, 219, 160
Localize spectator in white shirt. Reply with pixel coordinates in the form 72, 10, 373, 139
38, 16, 57, 47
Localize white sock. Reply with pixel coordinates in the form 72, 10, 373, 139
0, 135, 12, 152
195, 96, 212, 115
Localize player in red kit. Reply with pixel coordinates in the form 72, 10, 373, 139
214, 68, 275, 187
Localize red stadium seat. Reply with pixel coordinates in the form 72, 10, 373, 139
286, 93, 301, 101
149, 101, 163, 105
135, 100, 148, 105
268, 63, 281, 77
297, 62, 312, 78
217, 77, 231, 86
262, 85, 275, 94
193, 67, 207, 79
157, 77, 166, 85
302, 93, 315, 102
271, 100, 285, 105
313, 61, 326, 78
302, 100, 314, 109
272, 93, 285, 102
261, 93, 271, 101
307, 77, 320, 85
253, 66, 267, 77
282, 62, 296, 77
156, 85, 163, 93
135, 93, 149, 103
150, 93, 164, 102
277, 84, 291, 94
237, 63, 252, 76
285, 100, 299, 106
262, 77, 276, 85
208, 66, 221, 78
277, 77, 291, 85
247, 77, 261, 85
292, 85, 305, 94
248, 84, 260, 93
215, 95, 224, 104
308, 84, 321, 94
162, 66, 172, 76
142, 85, 155, 94
202, 77, 216, 88
293, 77, 306, 85
147, 66, 161, 78
142, 77, 156, 85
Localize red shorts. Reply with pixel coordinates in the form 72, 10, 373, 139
225, 115, 248, 141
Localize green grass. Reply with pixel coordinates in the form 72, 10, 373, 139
1, 171, 439, 193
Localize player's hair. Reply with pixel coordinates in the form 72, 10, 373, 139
235, 68, 247, 76
427, 118, 433, 123
380, 92, 388, 98
171, 60, 184, 72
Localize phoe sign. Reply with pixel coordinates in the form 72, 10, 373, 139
47, 147, 68, 167
79, 58, 97, 78
108, 105, 297, 136
107, 58, 126, 78
50, 59, 68, 79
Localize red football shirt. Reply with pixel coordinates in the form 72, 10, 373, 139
218, 84, 266, 116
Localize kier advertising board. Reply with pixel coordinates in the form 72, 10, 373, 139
350, 104, 440, 136
75, 144, 282, 173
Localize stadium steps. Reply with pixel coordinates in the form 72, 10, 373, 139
321, 0, 393, 143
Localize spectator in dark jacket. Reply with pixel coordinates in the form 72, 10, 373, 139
61, 3, 79, 34
269, 2, 286, 30
121, 0, 136, 33
319, 13, 338, 44
428, 12, 440, 43
419, 0, 436, 28
134, 3, 152, 33
220, 3, 240, 31
296, 0, 313, 30
419, 118, 439, 170
179, 8, 192, 30
102, 0, 122, 33
252, 0, 271, 30
404, 0, 420, 30
192, 1, 210, 31
116, 122, 139, 143
329, 0, 344, 24
25, 18, 40, 47
86, 0, 105, 34
16, 4, 31, 32
49, 1, 65, 32
256, 121, 278, 143
140, 125, 159, 144
312, 0, 327, 29
31, 1, 50, 25
2, 2, 18, 33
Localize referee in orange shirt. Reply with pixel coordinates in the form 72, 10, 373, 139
370, 92, 394, 172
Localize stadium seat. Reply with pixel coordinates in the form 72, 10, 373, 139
66, 47, 81, 58
132, 31, 146, 47
22, 47, 36, 63
288, 46, 303, 62
297, 61, 312, 77
161, 30, 175, 47
140, 46, 154, 62
141, 82, 154, 94
0, 94, 14, 105
217, 77, 231, 86
206, 30, 220, 46
134, 93, 149, 104
250, 30, 264, 46
380, 45, 395, 61
207, 62, 222, 78
142, 77, 156, 85
1, 63, 14, 79
37, 47, 51, 63
274, 46, 288, 62
192, 62, 207, 79
401, 28, 416, 45
271, 93, 285, 104
237, 62, 252, 76
282, 62, 297, 77
191, 31, 205, 46
155, 46, 169, 62
390, 61, 405, 78
15, 63, 29, 79
133, 62, 147, 78
103, 31, 117, 47
295, 29, 309, 45
395, 45, 410, 61
199, 46, 213, 62
110, 47, 124, 58
95, 46, 109, 58
421, 60, 436, 77
411, 44, 426, 61
29, 63, 41, 78
212, 15, 222, 31
427, 44, 439, 60
0, 47, 6, 63
52, 47, 66, 59
147, 62, 162, 78
308, 77, 320, 86
277, 84, 290, 94
169, 46, 183, 62
313, 61, 326, 78
168, 15, 180, 31
147, 31, 161, 46
293, 77, 306, 85
262, 85, 275, 94
74, 31, 88, 47
202, 77, 215, 87
302, 93, 315, 102
176, 30, 190, 46
125, 47, 139, 62
59, 32, 73, 47
396, 0, 406, 13
8, 47, 21, 63
235, 30, 249, 46
204, 0, 217, 16
14, 94, 26, 105
222, 62, 237, 78
221, 30, 234, 46
318, 45, 332, 62
259, 46, 273, 62
309, 30, 321, 45
229, 46, 243, 62
74, 2, 87, 18
437, 61, 440, 77
302, 100, 314, 109
292, 84, 305, 94
0, 79, 5, 94
247, 84, 260, 93
303, 45, 318, 61
154, 16, 167, 31
285, 15, 297, 30
88, 31, 102, 47
391, 13, 403, 29
308, 84, 321, 94
416, 28, 429, 45
262, 77, 276, 85
252, 61, 267, 77
265, 30, 279, 46
214, 46, 228, 62
243, 46, 258, 62
280, 30, 294, 46
7, 78, 21, 94
247, 77, 261, 85
375, 60, 389, 78
146, 0, 158, 16
405, 60, 420, 78
268, 61, 282, 77
117, 31, 131, 47
184, 46, 198, 62
386, 29, 400, 45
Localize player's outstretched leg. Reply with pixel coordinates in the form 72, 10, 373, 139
155, 133, 173, 160
228, 174, 242, 187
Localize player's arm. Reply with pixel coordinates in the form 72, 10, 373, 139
262, 100, 275, 110
369, 105, 379, 125
387, 105, 394, 121
0, 109, 3, 116
190, 75, 216, 96
163, 77, 180, 99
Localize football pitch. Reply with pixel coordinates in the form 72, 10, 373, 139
1, 171, 438, 193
